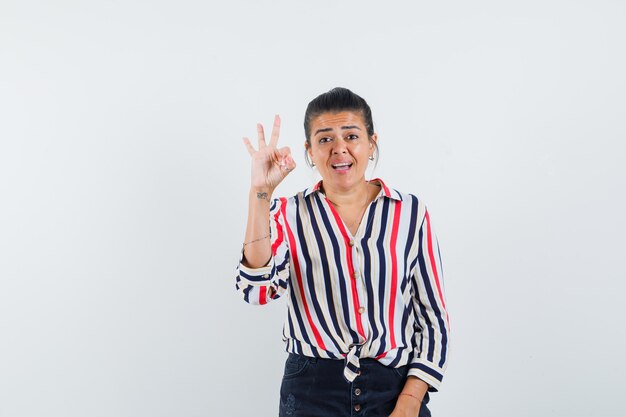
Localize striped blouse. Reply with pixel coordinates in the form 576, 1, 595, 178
235, 178, 449, 390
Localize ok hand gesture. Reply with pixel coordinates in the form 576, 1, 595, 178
243, 115, 296, 193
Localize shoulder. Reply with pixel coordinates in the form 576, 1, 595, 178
374, 180, 431, 226
372, 178, 425, 207
390, 188, 421, 204
390, 188, 428, 221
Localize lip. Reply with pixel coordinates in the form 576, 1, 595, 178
331, 161, 353, 172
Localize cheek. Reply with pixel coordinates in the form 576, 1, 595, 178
352, 142, 368, 154
310, 146, 327, 157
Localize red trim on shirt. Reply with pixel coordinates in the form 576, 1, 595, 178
371, 177, 391, 197
271, 198, 286, 255
325, 198, 365, 339
388, 201, 402, 349
425, 211, 446, 310
281, 201, 327, 350
259, 286, 267, 305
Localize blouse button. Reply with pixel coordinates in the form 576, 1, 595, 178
354, 404, 361, 412
349, 240, 355, 246
353, 271, 360, 279
358, 307, 365, 314
355, 388, 362, 396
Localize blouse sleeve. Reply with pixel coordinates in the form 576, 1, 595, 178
408, 209, 450, 391
235, 197, 291, 305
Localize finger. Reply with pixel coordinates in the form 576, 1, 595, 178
275, 146, 290, 166
269, 114, 281, 147
257, 123, 266, 148
281, 155, 296, 173
277, 146, 291, 155
283, 155, 296, 172
242, 137, 256, 156
276, 147, 295, 172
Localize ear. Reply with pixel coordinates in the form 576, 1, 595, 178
368, 134, 378, 159
304, 141, 313, 161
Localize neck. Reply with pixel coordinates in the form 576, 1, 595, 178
322, 180, 371, 207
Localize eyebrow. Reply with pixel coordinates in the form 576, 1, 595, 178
313, 125, 362, 136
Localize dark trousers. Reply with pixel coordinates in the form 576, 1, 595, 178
279, 353, 431, 417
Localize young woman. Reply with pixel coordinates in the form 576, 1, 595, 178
237, 88, 449, 417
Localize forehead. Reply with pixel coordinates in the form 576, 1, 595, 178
309, 111, 366, 133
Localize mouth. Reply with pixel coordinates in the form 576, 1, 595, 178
331, 162, 353, 171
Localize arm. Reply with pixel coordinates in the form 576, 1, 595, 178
389, 377, 429, 417
241, 115, 294, 267
390, 209, 450, 416
242, 187, 274, 269
235, 115, 296, 305
407, 209, 450, 390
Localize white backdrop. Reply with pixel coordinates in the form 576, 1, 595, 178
1, 1, 625, 416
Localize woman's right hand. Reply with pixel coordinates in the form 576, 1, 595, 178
243, 115, 296, 193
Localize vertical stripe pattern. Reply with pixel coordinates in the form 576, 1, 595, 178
235, 179, 450, 390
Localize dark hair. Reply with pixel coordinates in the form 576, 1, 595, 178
304, 87, 375, 143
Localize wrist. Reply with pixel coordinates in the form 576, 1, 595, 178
249, 188, 273, 202
395, 393, 421, 414
399, 392, 421, 403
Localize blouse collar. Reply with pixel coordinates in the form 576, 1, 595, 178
303, 178, 402, 201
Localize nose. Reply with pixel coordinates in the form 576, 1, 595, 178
332, 139, 347, 154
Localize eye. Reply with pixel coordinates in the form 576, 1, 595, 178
346, 134, 359, 140
319, 137, 332, 144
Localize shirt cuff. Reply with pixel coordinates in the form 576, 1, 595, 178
238, 259, 274, 286
407, 361, 445, 392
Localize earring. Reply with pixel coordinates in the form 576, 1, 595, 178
369, 155, 375, 161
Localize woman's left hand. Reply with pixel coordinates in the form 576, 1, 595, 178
388, 376, 427, 417
388, 402, 420, 417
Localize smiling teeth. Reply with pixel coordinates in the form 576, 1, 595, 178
333, 162, 351, 167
